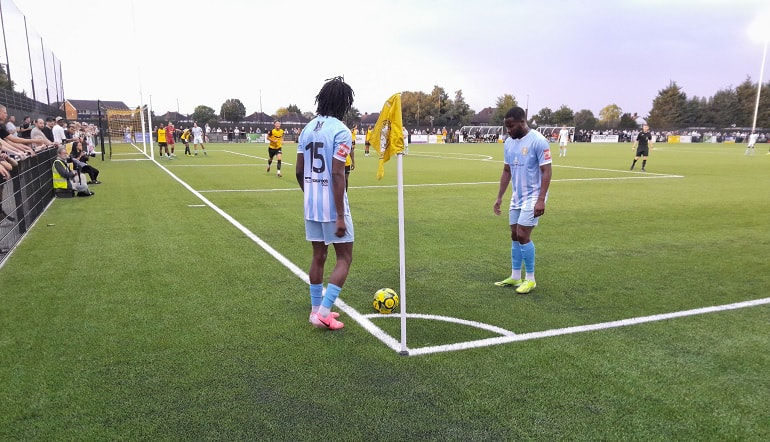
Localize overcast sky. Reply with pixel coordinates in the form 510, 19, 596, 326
13, 0, 770, 120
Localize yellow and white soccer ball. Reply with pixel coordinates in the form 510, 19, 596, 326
372, 288, 399, 314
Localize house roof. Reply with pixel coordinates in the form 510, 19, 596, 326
470, 107, 493, 125
67, 99, 130, 112
278, 112, 310, 124
244, 112, 275, 123
361, 112, 379, 125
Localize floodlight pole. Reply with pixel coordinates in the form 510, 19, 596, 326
751, 39, 768, 133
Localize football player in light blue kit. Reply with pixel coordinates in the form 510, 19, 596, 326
296, 77, 355, 330
493, 106, 552, 294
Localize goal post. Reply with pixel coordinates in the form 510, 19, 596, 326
106, 108, 152, 158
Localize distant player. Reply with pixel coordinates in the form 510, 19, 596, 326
364, 125, 372, 156
165, 121, 176, 158
157, 125, 169, 158
296, 76, 355, 330
180, 127, 192, 156
267, 120, 284, 177
631, 124, 653, 172
745, 131, 758, 156
191, 122, 206, 155
558, 125, 569, 157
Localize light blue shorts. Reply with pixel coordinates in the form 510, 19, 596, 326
509, 208, 538, 227
305, 214, 354, 244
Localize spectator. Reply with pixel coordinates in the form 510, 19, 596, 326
70, 141, 101, 184
52, 146, 92, 197
52, 117, 70, 145
18, 116, 32, 139
0, 106, 38, 157
5, 115, 17, 136
30, 118, 54, 145
42, 117, 56, 142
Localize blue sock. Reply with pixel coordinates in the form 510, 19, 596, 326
520, 241, 536, 277
511, 241, 522, 279
318, 283, 342, 317
310, 283, 323, 312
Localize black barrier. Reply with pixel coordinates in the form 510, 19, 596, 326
0, 148, 56, 262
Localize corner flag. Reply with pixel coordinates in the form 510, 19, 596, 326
370, 93, 404, 180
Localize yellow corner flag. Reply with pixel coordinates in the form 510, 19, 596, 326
370, 93, 404, 180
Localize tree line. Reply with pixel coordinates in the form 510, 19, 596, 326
171, 77, 770, 131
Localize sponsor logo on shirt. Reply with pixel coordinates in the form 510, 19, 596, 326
544, 148, 552, 161
337, 143, 351, 157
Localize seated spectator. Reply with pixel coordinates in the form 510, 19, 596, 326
70, 141, 100, 184
52, 146, 93, 197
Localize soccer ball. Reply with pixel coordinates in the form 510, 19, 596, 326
372, 288, 399, 314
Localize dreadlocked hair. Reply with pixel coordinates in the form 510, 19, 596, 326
315, 76, 354, 120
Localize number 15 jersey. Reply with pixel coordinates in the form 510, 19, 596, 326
297, 116, 353, 222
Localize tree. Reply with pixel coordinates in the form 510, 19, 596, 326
191, 105, 217, 127
220, 99, 246, 123
344, 106, 361, 128
531, 107, 553, 126
287, 104, 302, 114
428, 85, 450, 126
275, 107, 288, 118
490, 94, 518, 125
618, 113, 638, 129
573, 109, 597, 130
401, 91, 430, 127
647, 81, 686, 130
705, 88, 737, 127
598, 104, 622, 128
446, 89, 473, 127
0, 64, 14, 91
735, 77, 757, 127
551, 105, 575, 125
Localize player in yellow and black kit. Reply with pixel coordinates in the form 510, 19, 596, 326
157, 125, 170, 158
345, 125, 357, 190
267, 120, 284, 177
180, 127, 192, 156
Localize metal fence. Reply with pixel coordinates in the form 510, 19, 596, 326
1, 148, 56, 263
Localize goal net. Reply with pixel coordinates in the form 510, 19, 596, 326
105, 108, 153, 159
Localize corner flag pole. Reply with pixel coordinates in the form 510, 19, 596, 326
397, 152, 408, 355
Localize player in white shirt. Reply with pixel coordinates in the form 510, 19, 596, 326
493, 107, 553, 294
191, 123, 206, 155
558, 125, 569, 157
745, 131, 759, 156
296, 77, 355, 331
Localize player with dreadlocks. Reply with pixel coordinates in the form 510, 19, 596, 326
296, 76, 355, 330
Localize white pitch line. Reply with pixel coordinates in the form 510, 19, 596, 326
222, 149, 293, 165
196, 173, 682, 193
404, 297, 770, 356
148, 156, 402, 351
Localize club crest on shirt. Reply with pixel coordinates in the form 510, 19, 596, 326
336, 143, 351, 157
521, 146, 529, 155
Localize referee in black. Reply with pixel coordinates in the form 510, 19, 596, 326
631, 124, 653, 172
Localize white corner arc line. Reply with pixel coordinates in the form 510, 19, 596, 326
363, 313, 517, 337
405, 297, 770, 356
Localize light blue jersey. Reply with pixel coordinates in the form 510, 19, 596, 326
503, 129, 552, 210
297, 116, 352, 222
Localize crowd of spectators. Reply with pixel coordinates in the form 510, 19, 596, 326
1, 104, 101, 220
